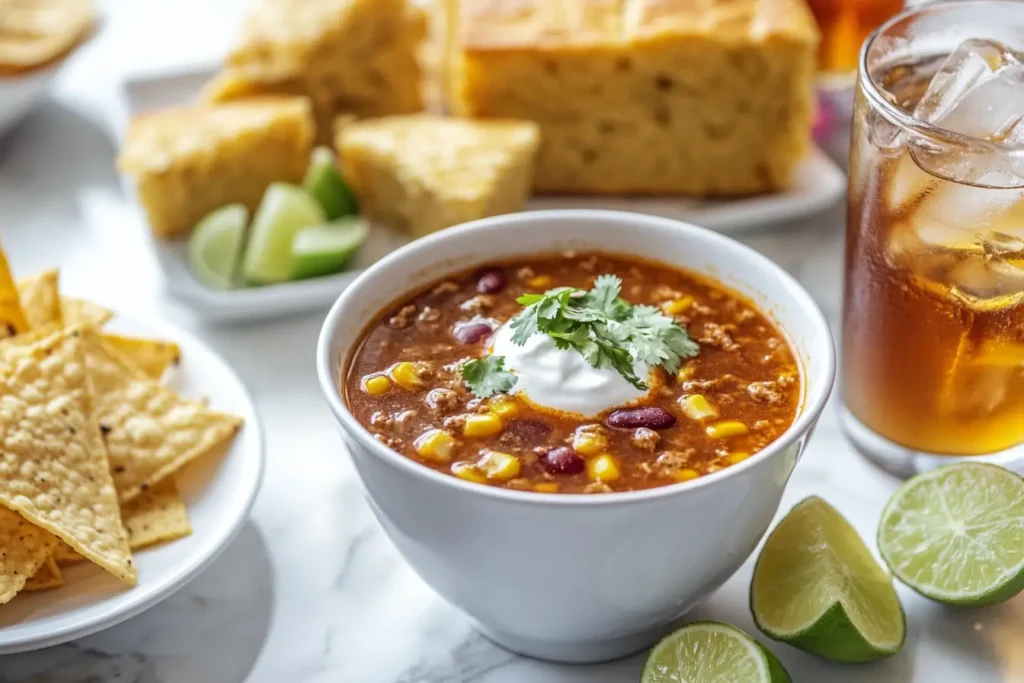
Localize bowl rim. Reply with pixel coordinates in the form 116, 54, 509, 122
316, 209, 836, 508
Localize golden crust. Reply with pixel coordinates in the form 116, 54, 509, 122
459, 0, 625, 50
455, 0, 817, 51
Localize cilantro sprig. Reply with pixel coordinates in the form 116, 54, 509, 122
460, 355, 517, 398
460, 274, 699, 398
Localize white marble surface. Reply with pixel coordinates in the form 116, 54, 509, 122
1, 2, 1022, 681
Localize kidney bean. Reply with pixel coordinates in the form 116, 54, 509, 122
476, 268, 507, 294
605, 406, 677, 430
539, 447, 585, 476
503, 419, 553, 444
452, 319, 495, 344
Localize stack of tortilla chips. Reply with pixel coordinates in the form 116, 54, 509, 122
0, 246, 243, 606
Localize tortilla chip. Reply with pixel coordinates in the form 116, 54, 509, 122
80, 329, 242, 503
61, 296, 113, 328
22, 555, 62, 591
53, 543, 84, 565
103, 333, 182, 380
17, 270, 62, 329
0, 329, 136, 584
121, 478, 192, 549
0, 507, 59, 603
0, 246, 29, 339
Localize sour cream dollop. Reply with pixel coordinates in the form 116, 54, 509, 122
490, 320, 651, 417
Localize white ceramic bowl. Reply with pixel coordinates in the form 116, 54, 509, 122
316, 210, 836, 663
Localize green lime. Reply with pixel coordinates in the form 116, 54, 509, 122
187, 204, 248, 290
242, 183, 326, 285
642, 621, 791, 683
289, 217, 368, 280
304, 146, 359, 219
878, 462, 1024, 607
751, 496, 905, 663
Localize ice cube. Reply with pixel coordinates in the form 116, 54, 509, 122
915, 180, 1024, 233
885, 150, 940, 214
915, 39, 1024, 141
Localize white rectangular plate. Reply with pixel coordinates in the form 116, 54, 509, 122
114, 64, 846, 322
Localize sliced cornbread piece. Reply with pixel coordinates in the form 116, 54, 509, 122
117, 97, 314, 239
445, 0, 819, 195
337, 114, 539, 236
205, 0, 425, 144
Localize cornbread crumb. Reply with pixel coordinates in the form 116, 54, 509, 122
337, 114, 539, 237
444, 0, 819, 195
205, 0, 425, 144
117, 97, 314, 239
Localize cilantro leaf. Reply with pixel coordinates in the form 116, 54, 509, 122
502, 273, 700, 389
461, 356, 517, 398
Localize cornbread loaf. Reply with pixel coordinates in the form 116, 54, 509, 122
205, 0, 425, 144
337, 114, 539, 236
443, 0, 819, 195
117, 97, 314, 239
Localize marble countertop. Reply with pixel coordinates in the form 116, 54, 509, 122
1, 2, 1022, 681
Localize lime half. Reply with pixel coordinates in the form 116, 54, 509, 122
242, 183, 326, 285
751, 496, 905, 662
187, 204, 248, 290
304, 147, 358, 219
290, 217, 368, 280
642, 621, 791, 683
878, 462, 1024, 606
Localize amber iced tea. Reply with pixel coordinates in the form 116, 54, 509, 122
843, 31, 1024, 456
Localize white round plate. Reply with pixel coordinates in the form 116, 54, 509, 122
109, 64, 845, 323
0, 313, 264, 654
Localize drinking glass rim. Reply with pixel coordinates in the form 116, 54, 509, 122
859, 0, 1024, 155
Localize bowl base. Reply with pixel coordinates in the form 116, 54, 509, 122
475, 617, 685, 664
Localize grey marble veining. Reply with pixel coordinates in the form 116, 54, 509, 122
0, 2, 1021, 682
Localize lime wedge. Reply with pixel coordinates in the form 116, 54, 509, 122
642, 621, 791, 683
187, 204, 248, 290
751, 496, 905, 663
242, 183, 326, 285
304, 147, 358, 220
289, 217, 368, 280
878, 463, 1024, 606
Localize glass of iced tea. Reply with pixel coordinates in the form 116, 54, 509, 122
842, 0, 1024, 475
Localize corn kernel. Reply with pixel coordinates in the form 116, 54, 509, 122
489, 398, 519, 418
679, 394, 719, 421
676, 363, 696, 384
706, 421, 749, 439
662, 296, 694, 316
672, 468, 700, 482
477, 451, 521, 482
414, 429, 456, 462
362, 374, 391, 396
573, 428, 608, 456
527, 275, 553, 289
534, 482, 560, 493
464, 413, 504, 438
727, 452, 751, 464
452, 462, 487, 484
587, 454, 621, 482
390, 361, 426, 390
